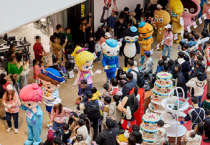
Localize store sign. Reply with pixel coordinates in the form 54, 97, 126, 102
81, 3, 85, 18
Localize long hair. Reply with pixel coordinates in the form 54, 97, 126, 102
5, 90, 15, 101
166, 28, 172, 34
79, 113, 91, 134
68, 112, 78, 126
71, 46, 94, 70
53, 104, 63, 114
196, 123, 204, 136
116, 67, 124, 80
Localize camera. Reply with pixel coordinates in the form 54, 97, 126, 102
76, 134, 83, 141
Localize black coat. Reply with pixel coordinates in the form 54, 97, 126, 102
54, 32, 66, 46
134, 8, 143, 21
204, 117, 210, 138
175, 59, 191, 82
122, 79, 137, 99
114, 21, 126, 39
173, 70, 186, 93
96, 120, 119, 145
120, 11, 129, 28
75, 30, 86, 47
190, 66, 207, 81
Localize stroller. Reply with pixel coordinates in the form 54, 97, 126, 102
53, 60, 68, 83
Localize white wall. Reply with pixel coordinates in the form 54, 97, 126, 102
0, 0, 85, 35
94, 0, 144, 31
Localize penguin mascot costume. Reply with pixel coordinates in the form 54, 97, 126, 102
120, 26, 140, 71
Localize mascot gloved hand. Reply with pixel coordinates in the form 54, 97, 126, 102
170, 0, 184, 44
181, 0, 200, 30
154, 10, 171, 51
38, 68, 65, 128
19, 84, 43, 145
138, 22, 154, 64
121, 26, 140, 71
102, 39, 121, 81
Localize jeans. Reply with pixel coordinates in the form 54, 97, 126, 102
53, 121, 64, 136
92, 119, 99, 141
6, 112, 19, 129
192, 95, 203, 107
96, 51, 101, 61
204, 19, 210, 33
162, 44, 172, 58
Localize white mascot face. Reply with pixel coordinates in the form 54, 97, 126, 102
124, 36, 138, 43
102, 39, 122, 57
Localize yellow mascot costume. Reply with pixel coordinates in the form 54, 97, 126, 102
170, 0, 184, 44
154, 10, 171, 51
138, 21, 154, 64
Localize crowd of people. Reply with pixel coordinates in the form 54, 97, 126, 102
1, 1, 210, 145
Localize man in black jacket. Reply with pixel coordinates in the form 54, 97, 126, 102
173, 64, 185, 97
114, 16, 126, 40
190, 61, 207, 81
54, 24, 66, 46
122, 73, 137, 99
96, 117, 119, 145
120, 7, 129, 28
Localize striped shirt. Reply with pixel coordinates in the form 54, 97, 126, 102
43, 88, 59, 106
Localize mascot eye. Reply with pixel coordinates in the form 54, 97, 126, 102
190, 8, 194, 13
160, 18, 163, 22
28, 104, 31, 106
85, 66, 89, 69
107, 51, 110, 54
184, 8, 189, 13
155, 18, 158, 21
117, 50, 119, 53
47, 86, 50, 89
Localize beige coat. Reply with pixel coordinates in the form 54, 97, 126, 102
109, 102, 122, 123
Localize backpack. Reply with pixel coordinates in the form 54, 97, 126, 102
85, 101, 100, 121
131, 68, 145, 88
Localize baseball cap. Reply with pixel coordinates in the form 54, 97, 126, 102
165, 24, 171, 29
157, 4, 162, 9
105, 32, 111, 38
54, 98, 61, 104
144, 51, 151, 57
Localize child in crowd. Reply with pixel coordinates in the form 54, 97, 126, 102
168, 59, 174, 74
109, 95, 121, 126
156, 60, 164, 73
42, 127, 54, 145
187, 36, 197, 47
154, 120, 170, 144
162, 24, 173, 59
2, 84, 19, 134
102, 96, 111, 124
200, 30, 210, 50
189, 31, 196, 41
50, 98, 72, 135
62, 123, 71, 145
190, 34, 200, 51
33, 59, 40, 84
87, 36, 95, 53
33, 36, 47, 60
163, 63, 170, 72
91, 87, 101, 101
201, 93, 210, 110
95, 39, 102, 62
116, 67, 126, 82
181, 131, 196, 143
118, 81, 125, 92
109, 78, 123, 98
160, 55, 167, 62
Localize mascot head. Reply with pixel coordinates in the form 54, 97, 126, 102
102, 39, 121, 57
38, 68, 65, 93
138, 22, 154, 39
123, 26, 139, 43
181, 0, 200, 17
154, 10, 171, 27
170, 0, 184, 16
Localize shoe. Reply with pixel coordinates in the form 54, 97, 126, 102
0, 116, 6, 120
7, 127, 13, 133
167, 57, 170, 61
15, 129, 18, 134
24, 139, 34, 145
203, 139, 210, 142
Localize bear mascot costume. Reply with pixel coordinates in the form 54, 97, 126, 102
181, 0, 200, 29
170, 0, 184, 44
138, 22, 154, 64
120, 26, 140, 71
102, 39, 122, 80
154, 10, 171, 51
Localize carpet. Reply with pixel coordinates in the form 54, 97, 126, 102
183, 84, 208, 145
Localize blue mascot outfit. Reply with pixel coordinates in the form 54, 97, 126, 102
102, 39, 121, 80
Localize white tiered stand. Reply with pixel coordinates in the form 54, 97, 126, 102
161, 87, 189, 144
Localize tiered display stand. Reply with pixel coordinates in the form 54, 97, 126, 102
161, 87, 189, 144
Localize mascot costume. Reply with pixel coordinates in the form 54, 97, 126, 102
71, 46, 101, 101
181, 0, 200, 29
19, 84, 43, 145
138, 22, 154, 64
170, 0, 184, 44
154, 10, 171, 51
102, 39, 121, 80
38, 68, 65, 127
121, 26, 140, 71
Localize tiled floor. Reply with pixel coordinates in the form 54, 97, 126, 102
0, 21, 205, 144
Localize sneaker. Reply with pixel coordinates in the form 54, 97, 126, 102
0, 116, 6, 120
7, 127, 13, 133
15, 129, 18, 134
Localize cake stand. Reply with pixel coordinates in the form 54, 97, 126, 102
161, 87, 188, 144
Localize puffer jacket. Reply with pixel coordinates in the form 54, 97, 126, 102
122, 79, 137, 99
190, 66, 207, 81
96, 120, 119, 145
186, 77, 206, 97
173, 70, 186, 93
142, 57, 153, 75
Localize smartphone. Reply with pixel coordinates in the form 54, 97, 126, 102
128, 122, 131, 128
178, 46, 181, 50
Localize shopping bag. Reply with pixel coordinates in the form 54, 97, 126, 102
68, 70, 74, 78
